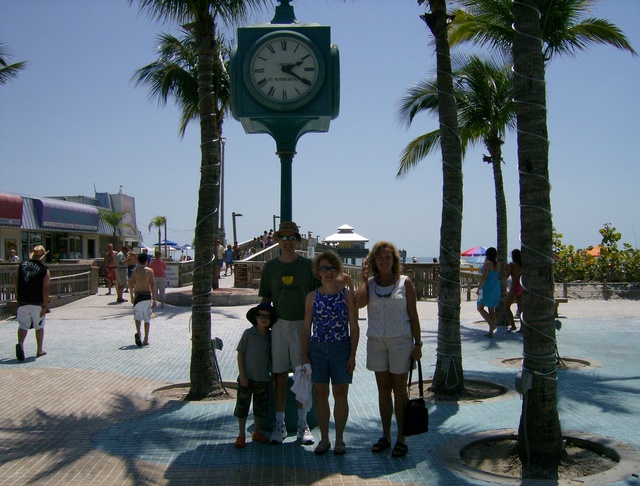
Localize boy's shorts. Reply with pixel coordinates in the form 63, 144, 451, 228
366, 334, 413, 374
271, 319, 302, 374
234, 379, 270, 418
134, 299, 152, 322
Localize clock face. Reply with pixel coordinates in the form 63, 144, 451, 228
245, 32, 324, 111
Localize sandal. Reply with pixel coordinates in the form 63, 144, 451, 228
334, 441, 346, 455
314, 440, 331, 455
234, 436, 246, 449
371, 437, 391, 453
391, 441, 408, 457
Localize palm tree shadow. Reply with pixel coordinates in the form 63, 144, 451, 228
0, 393, 183, 484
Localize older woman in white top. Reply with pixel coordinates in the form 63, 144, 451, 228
355, 241, 422, 458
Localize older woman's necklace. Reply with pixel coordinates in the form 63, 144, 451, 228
374, 278, 396, 298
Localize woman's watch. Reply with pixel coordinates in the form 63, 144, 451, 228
415, 341, 423, 346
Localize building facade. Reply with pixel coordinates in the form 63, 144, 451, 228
0, 190, 142, 263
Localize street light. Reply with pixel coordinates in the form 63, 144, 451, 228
232, 212, 243, 244
219, 137, 226, 243
273, 214, 280, 232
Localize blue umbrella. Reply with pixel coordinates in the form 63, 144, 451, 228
159, 239, 179, 246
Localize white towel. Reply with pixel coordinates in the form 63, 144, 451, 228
290, 363, 313, 411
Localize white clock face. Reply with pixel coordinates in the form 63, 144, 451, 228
246, 33, 323, 110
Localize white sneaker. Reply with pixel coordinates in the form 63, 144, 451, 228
270, 421, 287, 444
297, 422, 314, 445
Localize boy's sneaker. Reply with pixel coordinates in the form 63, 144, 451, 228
251, 431, 269, 443
297, 422, 314, 445
270, 421, 287, 444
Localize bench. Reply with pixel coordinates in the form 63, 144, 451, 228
554, 298, 568, 317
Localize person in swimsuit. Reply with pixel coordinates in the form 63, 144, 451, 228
477, 246, 501, 337
505, 249, 523, 332
130, 253, 156, 346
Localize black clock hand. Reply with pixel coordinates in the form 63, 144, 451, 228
281, 65, 312, 86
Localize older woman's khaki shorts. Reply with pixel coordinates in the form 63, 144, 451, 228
366, 334, 413, 374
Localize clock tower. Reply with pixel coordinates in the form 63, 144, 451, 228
231, 0, 340, 221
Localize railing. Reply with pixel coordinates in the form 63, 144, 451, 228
0, 262, 95, 320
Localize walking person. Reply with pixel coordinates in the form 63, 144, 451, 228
148, 251, 167, 308
224, 244, 234, 276
13, 245, 51, 361
477, 246, 501, 337
234, 303, 277, 448
130, 253, 156, 346
301, 251, 359, 455
505, 249, 523, 332
102, 243, 117, 296
354, 241, 423, 458
259, 221, 321, 445
115, 246, 128, 303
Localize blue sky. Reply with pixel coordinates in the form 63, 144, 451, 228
1, 0, 638, 259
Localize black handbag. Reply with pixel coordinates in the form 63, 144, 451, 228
402, 359, 429, 436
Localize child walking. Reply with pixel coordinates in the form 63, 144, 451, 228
234, 303, 277, 448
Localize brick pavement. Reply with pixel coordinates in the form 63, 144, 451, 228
1, 279, 640, 485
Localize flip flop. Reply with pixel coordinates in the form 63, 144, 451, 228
334, 441, 346, 455
16, 344, 25, 362
134, 334, 142, 347
36, 352, 47, 357
371, 437, 391, 453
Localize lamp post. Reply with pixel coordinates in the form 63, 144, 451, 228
273, 214, 280, 232
219, 137, 226, 243
232, 212, 243, 244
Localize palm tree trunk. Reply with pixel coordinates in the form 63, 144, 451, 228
488, 152, 509, 327
424, 0, 464, 393
513, 0, 562, 475
187, 11, 223, 400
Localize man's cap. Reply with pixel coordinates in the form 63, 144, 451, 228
274, 221, 301, 240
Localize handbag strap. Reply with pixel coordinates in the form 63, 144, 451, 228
407, 359, 424, 398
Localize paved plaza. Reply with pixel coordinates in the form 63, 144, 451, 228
1, 277, 639, 485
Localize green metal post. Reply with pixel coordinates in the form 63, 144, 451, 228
278, 151, 294, 221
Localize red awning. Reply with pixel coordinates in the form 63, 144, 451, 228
0, 193, 23, 226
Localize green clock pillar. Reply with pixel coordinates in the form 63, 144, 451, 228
231, 0, 340, 221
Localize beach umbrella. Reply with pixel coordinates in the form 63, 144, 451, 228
159, 239, 179, 246
461, 246, 487, 257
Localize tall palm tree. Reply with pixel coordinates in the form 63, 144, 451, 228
416, 0, 465, 393
148, 215, 168, 257
397, 56, 515, 326
133, 30, 200, 137
449, 0, 637, 62
131, 0, 269, 400
0, 41, 26, 86
450, 0, 636, 474
512, 0, 560, 476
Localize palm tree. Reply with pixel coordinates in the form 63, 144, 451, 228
148, 216, 168, 257
0, 41, 26, 86
416, 0, 465, 393
449, 0, 637, 62
450, 0, 636, 474
512, 0, 560, 476
131, 0, 269, 400
98, 209, 126, 246
133, 30, 204, 137
397, 56, 515, 326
